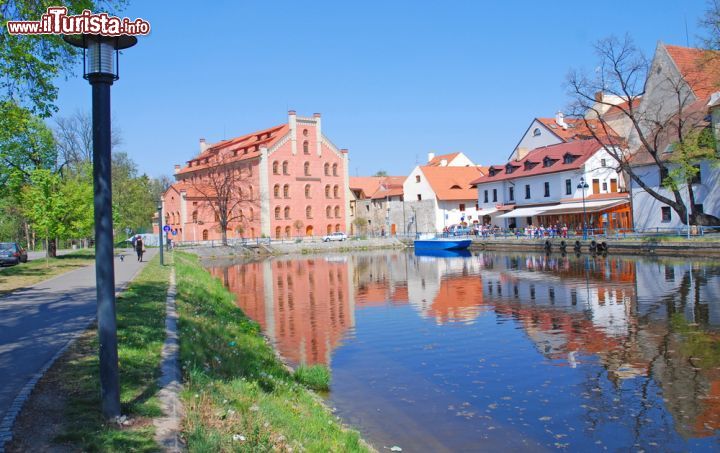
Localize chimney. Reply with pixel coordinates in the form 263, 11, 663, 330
174, 164, 180, 174
427, 152, 435, 163
555, 112, 568, 130
440, 159, 448, 167
199, 138, 207, 152
288, 110, 297, 154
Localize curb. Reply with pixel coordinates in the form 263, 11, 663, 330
153, 268, 185, 452
0, 255, 151, 453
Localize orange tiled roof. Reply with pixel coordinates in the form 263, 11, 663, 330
350, 176, 405, 199
164, 181, 218, 199
427, 152, 461, 166
601, 97, 642, 119
472, 140, 604, 185
177, 124, 289, 175
420, 165, 485, 200
537, 118, 618, 142
665, 45, 720, 100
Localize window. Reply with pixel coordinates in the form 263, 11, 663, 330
563, 153, 577, 164
192, 211, 197, 222
325, 185, 331, 198
543, 157, 554, 167
492, 189, 497, 202
285, 226, 291, 237
284, 206, 290, 219
332, 163, 338, 176
610, 179, 618, 192
601, 158, 607, 167
273, 184, 280, 198
306, 206, 312, 219
272, 161, 279, 174
691, 165, 702, 184
602, 182, 608, 192
282, 161, 289, 175
249, 208, 254, 221
303, 128, 308, 137
544, 182, 550, 197
283, 184, 289, 198
333, 185, 339, 198
509, 186, 514, 201
416, 175, 421, 183
275, 206, 281, 220
661, 206, 671, 222
417, 194, 422, 201
324, 163, 330, 176
525, 184, 531, 199
459, 203, 466, 211
303, 141, 309, 155
326, 206, 332, 218
565, 179, 572, 195
335, 224, 341, 232
334, 206, 340, 218
304, 162, 310, 176
533, 128, 541, 137
484, 190, 488, 203
305, 184, 311, 198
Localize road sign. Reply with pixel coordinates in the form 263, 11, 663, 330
163, 225, 171, 232
172, 229, 177, 236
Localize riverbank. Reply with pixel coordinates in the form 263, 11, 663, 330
173, 252, 371, 451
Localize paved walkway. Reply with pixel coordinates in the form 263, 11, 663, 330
0, 249, 157, 425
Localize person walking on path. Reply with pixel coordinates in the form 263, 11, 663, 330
135, 235, 144, 262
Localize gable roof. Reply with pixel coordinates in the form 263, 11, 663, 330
536, 117, 617, 142
472, 140, 604, 185
427, 152, 461, 166
350, 176, 405, 199
177, 124, 289, 175
664, 45, 720, 100
420, 166, 485, 200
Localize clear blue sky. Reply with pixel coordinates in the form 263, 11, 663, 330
52, 0, 709, 179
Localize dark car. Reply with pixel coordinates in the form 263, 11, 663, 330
0, 242, 28, 266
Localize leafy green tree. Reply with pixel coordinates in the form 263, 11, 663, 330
373, 170, 388, 177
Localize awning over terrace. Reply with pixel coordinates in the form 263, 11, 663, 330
497, 199, 629, 218
497, 206, 549, 218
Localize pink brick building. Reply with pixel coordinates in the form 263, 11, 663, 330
161, 111, 349, 242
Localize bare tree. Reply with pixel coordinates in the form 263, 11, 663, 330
566, 35, 720, 226
54, 110, 123, 170
189, 154, 259, 246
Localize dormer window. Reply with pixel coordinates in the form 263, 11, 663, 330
523, 161, 537, 171
563, 153, 577, 164
505, 163, 517, 174
450, 184, 461, 189
488, 167, 498, 177
542, 157, 556, 168
533, 128, 541, 137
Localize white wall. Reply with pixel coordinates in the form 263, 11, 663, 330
510, 119, 564, 160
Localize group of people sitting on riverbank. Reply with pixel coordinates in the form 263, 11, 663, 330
514, 224, 569, 239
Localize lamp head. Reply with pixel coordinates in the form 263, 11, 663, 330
63, 34, 137, 81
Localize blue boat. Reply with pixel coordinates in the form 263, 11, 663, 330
413, 237, 472, 251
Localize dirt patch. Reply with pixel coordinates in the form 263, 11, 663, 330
4, 328, 95, 453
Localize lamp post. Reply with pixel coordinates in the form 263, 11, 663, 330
158, 203, 164, 266
577, 177, 590, 240
63, 34, 137, 420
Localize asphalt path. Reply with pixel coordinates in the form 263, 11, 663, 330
0, 248, 157, 422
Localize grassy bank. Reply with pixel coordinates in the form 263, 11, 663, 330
0, 249, 95, 294
7, 255, 169, 452
174, 252, 369, 452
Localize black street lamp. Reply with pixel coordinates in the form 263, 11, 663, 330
577, 177, 590, 240
158, 202, 164, 266
63, 34, 137, 420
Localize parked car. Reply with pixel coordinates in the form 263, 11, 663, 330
0, 242, 28, 266
322, 232, 348, 242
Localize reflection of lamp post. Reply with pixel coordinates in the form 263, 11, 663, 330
158, 203, 164, 266
577, 177, 590, 240
63, 34, 137, 420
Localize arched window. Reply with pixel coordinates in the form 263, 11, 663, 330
274, 206, 281, 219
327, 224, 332, 234
192, 211, 198, 222
332, 163, 338, 176
249, 208, 254, 221
304, 162, 310, 176
273, 184, 280, 198
283, 184, 289, 198
282, 161, 289, 175
272, 161, 279, 174
303, 141, 309, 154
334, 206, 340, 218
177, 212, 181, 224
305, 184, 311, 198
325, 185, 331, 198
275, 226, 281, 239
285, 226, 291, 237
333, 185, 339, 198
284, 206, 290, 219
202, 229, 209, 241
165, 214, 170, 225
335, 224, 341, 232
306, 206, 312, 219
326, 206, 331, 218
533, 128, 541, 137
249, 186, 253, 200
324, 163, 330, 176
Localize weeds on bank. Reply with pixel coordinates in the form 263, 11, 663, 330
51, 256, 169, 451
173, 252, 368, 452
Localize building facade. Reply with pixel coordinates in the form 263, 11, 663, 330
162, 111, 350, 242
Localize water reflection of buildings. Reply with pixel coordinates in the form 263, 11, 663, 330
212, 251, 720, 440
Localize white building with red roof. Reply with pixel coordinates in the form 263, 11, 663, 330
472, 140, 630, 231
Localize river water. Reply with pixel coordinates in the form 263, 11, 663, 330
206, 250, 720, 451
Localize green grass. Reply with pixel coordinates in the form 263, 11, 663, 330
294, 365, 331, 391
0, 249, 95, 294
174, 252, 369, 453
49, 255, 170, 451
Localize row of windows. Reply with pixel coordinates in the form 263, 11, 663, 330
272, 161, 340, 176
274, 205, 342, 220
273, 184, 341, 199
484, 178, 618, 203
274, 224, 342, 238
